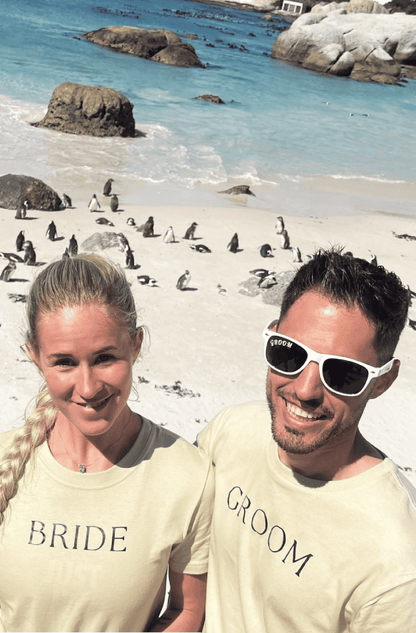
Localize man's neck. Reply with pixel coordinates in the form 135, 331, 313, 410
278, 432, 384, 481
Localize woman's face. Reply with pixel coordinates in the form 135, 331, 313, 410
29, 303, 141, 438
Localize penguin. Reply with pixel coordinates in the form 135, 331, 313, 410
117, 233, 130, 252
142, 216, 154, 238
110, 194, 119, 213
176, 270, 191, 291
23, 240, 36, 265
275, 216, 285, 234
292, 247, 302, 263
137, 275, 157, 287
68, 235, 78, 257
227, 233, 239, 254
62, 193, 72, 208
46, 221, 57, 241
62, 248, 70, 259
163, 226, 175, 243
15, 199, 29, 220
259, 273, 278, 289
190, 244, 211, 253
88, 194, 101, 212
370, 254, 378, 266
280, 230, 290, 250
95, 217, 114, 226
16, 230, 25, 252
125, 247, 135, 269
127, 218, 136, 226
249, 268, 274, 279
217, 284, 227, 295
103, 178, 114, 197
0, 260, 16, 282
183, 222, 198, 240
260, 243, 273, 258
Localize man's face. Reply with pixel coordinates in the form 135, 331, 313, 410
266, 291, 387, 458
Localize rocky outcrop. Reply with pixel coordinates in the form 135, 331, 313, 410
0, 174, 61, 211
33, 83, 136, 137
272, 9, 416, 84
218, 185, 256, 195
195, 94, 225, 103
81, 232, 122, 251
83, 26, 205, 67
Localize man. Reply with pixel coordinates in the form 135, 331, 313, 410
198, 247, 416, 632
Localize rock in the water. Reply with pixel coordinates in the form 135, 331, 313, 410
81, 232, 122, 251
0, 174, 61, 211
83, 26, 204, 67
32, 82, 136, 137
195, 94, 225, 103
218, 185, 256, 196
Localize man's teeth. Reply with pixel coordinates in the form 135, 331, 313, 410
286, 401, 321, 420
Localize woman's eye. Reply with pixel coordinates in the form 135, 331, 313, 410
55, 358, 74, 367
96, 354, 114, 363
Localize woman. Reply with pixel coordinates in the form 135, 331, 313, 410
0, 254, 213, 632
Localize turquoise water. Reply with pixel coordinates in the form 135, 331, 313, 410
1, 0, 416, 209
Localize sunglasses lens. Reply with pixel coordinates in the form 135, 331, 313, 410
323, 359, 368, 395
266, 336, 308, 373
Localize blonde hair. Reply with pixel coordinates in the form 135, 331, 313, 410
0, 254, 139, 525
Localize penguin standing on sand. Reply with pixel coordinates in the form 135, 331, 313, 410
227, 233, 239, 254
46, 221, 57, 241
280, 230, 290, 250
118, 233, 130, 252
142, 216, 154, 238
62, 194, 72, 208
163, 226, 175, 243
125, 247, 135, 269
23, 241, 36, 265
103, 178, 114, 197
176, 270, 191, 291
0, 260, 16, 282
260, 243, 273, 258
183, 222, 198, 240
16, 230, 25, 252
275, 216, 285, 234
292, 247, 302, 263
68, 235, 78, 257
110, 194, 119, 213
15, 200, 29, 220
88, 194, 101, 212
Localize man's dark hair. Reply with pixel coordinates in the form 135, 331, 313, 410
280, 247, 410, 364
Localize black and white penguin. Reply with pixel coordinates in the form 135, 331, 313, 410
103, 178, 114, 197
227, 233, 239, 254
95, 217, 114, 226
280, 230, 290, 250
176, 270, 191, 291
163, 226, 175, 243
127, 218, 136, 227
275, 216, 285, 234
190, 244, 211, 253
183, 222, 198, 240
292, 247, 302, 263
62, 193, 72, 208
249, 268, 274, 279
117, 233, 130, 252
110, 194, 119, 213
46, 221, 57, 241
137, 275, 157, 287
125, 247, 135, 269
260, 243, 273, 258
15, 199, 29, 220
88, 194, 101, 212
23, 240, 36, 265
259, 273, 277, 289
68, 235, 78, 256
16, 230, 25, 252
142, 216, 154, 238
62, 248, 70, 259
0, 260, 16, 282
370, 254, 378, 266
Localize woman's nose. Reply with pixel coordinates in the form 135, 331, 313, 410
76, 365, 102, 400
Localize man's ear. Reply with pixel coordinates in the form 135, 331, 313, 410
369, 359, 400, 400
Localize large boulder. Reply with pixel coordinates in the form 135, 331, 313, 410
83, 26, 204, 67
33, 83, 136, 137
348, 0, 389, 12
81, 232, 122, 251
272, 12, 416, 84
0, 174, 61, 211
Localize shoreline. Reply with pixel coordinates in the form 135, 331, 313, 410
0, 188, 415, 485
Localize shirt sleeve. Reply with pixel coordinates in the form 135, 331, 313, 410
349, 580, 416, 632
169, 457, 215, 576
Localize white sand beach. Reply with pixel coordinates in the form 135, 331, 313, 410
1, 183, 415, 485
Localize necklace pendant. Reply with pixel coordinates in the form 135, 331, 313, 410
79, 464, 86, 474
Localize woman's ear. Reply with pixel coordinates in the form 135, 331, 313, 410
369, 359, 400, 400
133, 327, 144, 362
25, 344, 41, 370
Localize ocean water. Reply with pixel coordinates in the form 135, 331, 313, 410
1, 0, 416, 213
